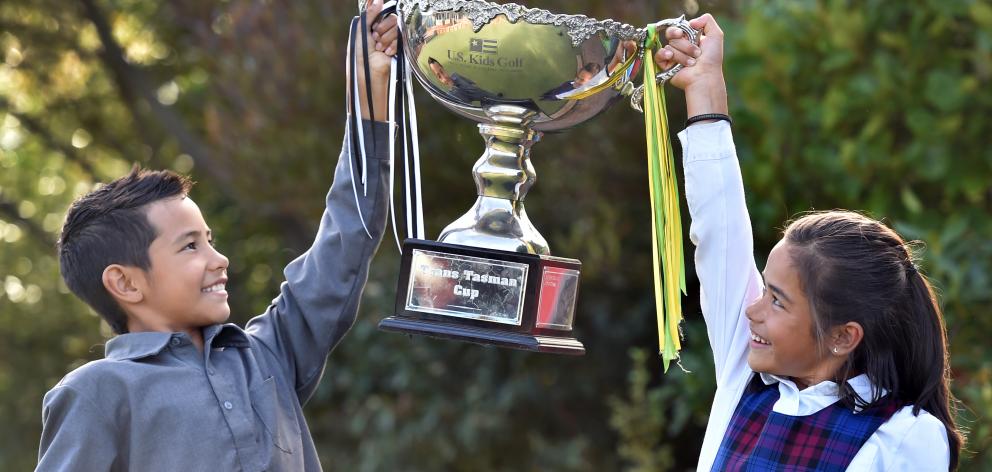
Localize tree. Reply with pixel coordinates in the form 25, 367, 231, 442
1, 0, 989, 470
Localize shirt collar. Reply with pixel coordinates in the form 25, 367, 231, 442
105, 324, 250, 361
204, 323, 251, 348
105, 331, 175, 360
758, 371, 885, 414
760, 372, 880, 395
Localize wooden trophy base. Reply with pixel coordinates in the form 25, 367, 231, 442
378, 239, 585, 356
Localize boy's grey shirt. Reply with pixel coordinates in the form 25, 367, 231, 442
37, 121, 391, 472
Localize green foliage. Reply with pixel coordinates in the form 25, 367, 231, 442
609, 325, 716, 472
1, 0, 990, 470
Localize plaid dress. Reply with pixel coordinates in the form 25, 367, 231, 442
711, 375, 901, 471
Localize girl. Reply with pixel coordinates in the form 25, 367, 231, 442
655, 14, 963, 471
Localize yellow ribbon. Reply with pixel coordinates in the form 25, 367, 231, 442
642, 25, 686, 372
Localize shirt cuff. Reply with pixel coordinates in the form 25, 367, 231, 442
677, 121, 736, 164
361, 119, 392, 161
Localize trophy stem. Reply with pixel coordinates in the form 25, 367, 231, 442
438, 105, 550, 255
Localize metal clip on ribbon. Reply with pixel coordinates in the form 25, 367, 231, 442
631, 15, 700, 113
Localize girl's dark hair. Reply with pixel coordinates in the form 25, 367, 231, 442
784, 210, 962, 470
57, 166, 192, 334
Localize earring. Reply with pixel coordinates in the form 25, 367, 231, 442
832, 347, 839, 354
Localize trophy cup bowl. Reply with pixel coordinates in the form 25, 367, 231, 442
379, 0, 684, 354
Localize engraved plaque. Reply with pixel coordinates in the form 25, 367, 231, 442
535, 266, 580, 330
381, 239, 585, 355
405, 249, 529, 325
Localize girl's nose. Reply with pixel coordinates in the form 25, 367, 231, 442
744, 298, 759, 321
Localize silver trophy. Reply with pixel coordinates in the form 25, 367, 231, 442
378, 0, 696, 354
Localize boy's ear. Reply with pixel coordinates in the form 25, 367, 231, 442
830, 321, 864, 356
102, 264, 145, 305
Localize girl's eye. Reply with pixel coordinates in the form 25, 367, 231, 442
761, 284, 784, 309
184, 241, 197, 251
208, 239, 216, 248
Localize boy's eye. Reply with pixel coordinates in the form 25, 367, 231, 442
184, 241, 197, 251
771, 295, 784, 308
208, 239, 216, 248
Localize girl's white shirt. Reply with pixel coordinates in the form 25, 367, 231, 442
679, 121, 950, 472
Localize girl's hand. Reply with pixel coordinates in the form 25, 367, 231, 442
608, 40, 639, 75
653, 14, 728, 117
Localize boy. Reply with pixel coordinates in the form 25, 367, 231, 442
37, 2, 399, 470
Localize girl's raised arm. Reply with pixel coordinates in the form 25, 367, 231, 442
659, 15, 762, 387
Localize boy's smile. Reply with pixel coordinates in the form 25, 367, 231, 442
127, 196, 231, 339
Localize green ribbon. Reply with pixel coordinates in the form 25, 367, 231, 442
642, 25, 687, 372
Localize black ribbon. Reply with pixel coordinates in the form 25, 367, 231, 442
348, 1, 423, 246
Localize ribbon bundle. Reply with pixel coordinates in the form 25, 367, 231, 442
640, 25, 686, 372
348, 0, 425, 248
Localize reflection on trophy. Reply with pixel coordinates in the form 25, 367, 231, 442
377, 0, 696, 355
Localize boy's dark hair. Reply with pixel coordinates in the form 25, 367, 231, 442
784, 210, 963, 470
58, 166, 193, 335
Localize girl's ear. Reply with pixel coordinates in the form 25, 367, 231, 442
830, 321, 864, 356
102, 264, 145, 305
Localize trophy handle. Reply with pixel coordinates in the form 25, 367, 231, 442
629, 16, 701, 113
650, 16, 701, 85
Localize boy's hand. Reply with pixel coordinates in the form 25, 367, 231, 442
366, 0, 398, 77
356, 0, 399, 121
653, 14, 728, 117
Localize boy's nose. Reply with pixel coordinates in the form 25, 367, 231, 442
210, 247, 229, 270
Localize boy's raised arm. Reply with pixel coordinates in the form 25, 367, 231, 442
244, 0, 398, 403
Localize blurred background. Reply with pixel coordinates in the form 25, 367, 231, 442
1, 0, 990, 470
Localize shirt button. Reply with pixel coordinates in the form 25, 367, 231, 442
170, 337, 181, 347
208, 369, 216, 376
223, 401, 233, 410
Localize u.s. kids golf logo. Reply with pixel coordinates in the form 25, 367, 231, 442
445, 37, 524, 69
